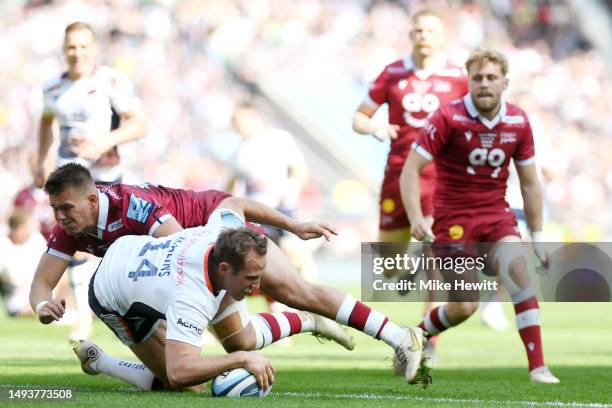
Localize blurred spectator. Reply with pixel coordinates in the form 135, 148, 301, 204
0, 209, 46, 317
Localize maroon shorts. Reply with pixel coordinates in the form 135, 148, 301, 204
433, 207, 520, 244
379, 169, 434, 231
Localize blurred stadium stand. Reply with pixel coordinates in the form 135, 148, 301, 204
1, 0, 611, 248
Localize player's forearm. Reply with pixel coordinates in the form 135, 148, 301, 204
29, 279, 54, 313
400, 160, 423, 223
521, 183, 543, 232
37, 118, 55, 166
239, 198, 299, 234
352, 111, 378, 135
108, 109, 148, 146
168, 351, 247, 389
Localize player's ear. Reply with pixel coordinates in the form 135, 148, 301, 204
87, 191, 98, 207
503, 76, 509, 90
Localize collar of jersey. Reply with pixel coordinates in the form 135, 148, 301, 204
203, 245, 216, 295
463, 93, 507, 130
403, 54, 447, 80
96, 189, 109, 239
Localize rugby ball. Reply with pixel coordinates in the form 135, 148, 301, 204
211, 368, 272, 397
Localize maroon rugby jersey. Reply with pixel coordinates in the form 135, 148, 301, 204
46, 184, 230, 259
366, 56, 467, 177
412, 94, 535, 212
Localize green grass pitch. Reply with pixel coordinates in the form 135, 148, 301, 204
2, 299, 612, 407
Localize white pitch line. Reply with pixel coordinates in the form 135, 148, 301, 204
278, 392, 612, 408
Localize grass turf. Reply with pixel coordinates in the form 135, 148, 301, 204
1, 300, 612, 407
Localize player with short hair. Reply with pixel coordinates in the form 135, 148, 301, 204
400, 47, 559, 383
34, 21, 147, 186
352, 9, 468, 357
32, 163, 426, 385
78, 214, 279, 391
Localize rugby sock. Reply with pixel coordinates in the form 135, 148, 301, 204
91, 352, 157, 390
418, 304, 453, 336
250, 311, 315, 349
335, 295, 405, 348
512, 287, 544, 371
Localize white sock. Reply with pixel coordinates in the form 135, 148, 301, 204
92, 352, 156, 390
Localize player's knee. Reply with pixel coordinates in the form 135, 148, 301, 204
222, 330, 256, 352
449, 301, 478, 319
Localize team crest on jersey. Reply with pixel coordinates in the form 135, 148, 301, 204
449, 225, 464, 240
381, 198, 396, 214
464, 131, 473, 142
108, 219, 124, 232
478, 133, 496, 148
398, 79, 408, 90
500, 132, 517, 144
127, 194, 154, 223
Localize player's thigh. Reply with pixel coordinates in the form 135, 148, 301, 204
130, 324, 169, 385
259, 239, 312, 303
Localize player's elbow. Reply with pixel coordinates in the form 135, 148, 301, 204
166, 366, 192, 390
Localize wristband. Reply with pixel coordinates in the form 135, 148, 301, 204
530, 231, 543, 242
35, 300, 49, 316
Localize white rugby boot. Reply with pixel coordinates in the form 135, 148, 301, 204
480, 301, 509, 331
312, 314, 355, 350
529, 366, 560, 383
393, 327, 426, 383
73, 340, 102, 375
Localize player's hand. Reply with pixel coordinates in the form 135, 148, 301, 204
294, 222, 338, 241
372, 124, 400, 141
69, 136, 110, 161
531, 231, 549, 270
33, 164, 46, 189
410, 216, 435, 242
242, 351, 275, 391
36, 298, 66, 324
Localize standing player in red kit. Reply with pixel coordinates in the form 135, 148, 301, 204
401, 48, 559, 383
352, 9, 467, 357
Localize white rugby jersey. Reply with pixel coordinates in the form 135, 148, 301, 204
93, 208, 246, 347
42, 66, 141, 182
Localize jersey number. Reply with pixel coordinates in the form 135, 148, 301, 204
128, 239, 172, 281
402, 93, 440, 128
467, 148, 506, 178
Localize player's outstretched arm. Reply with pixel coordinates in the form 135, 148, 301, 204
152, 217, 184, 238
219, 196, 337, 241
165, 340, 274, 391
400, 151, 433, 241
352, 103, 399, 141
29, 253, 70, 324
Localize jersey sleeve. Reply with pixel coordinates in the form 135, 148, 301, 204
107, 69, 142, 114
206, 208, 246, 235
198, 190, 232, 224
46, 225, 76, 260
41, 79, 59, 116
412, 108, 450, 160
122, 192, 174, 236
513, 115, 536, 166
165, 298, 208, 348
365, 67, 390, 108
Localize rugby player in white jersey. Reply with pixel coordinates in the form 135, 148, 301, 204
74, 208, 425, 390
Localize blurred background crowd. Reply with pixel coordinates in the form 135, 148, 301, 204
1, 0, 611, 258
